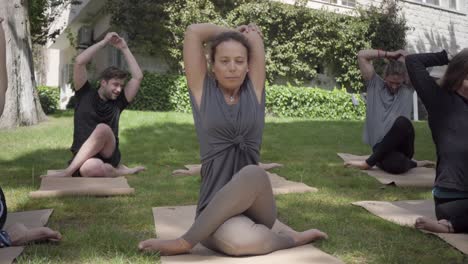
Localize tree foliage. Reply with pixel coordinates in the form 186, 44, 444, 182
29, 0, 81, 45
106, 0, 408, 91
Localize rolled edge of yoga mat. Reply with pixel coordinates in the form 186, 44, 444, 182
29, 188, 135, 198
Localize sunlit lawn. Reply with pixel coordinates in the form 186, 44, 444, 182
0, 110, 464, 263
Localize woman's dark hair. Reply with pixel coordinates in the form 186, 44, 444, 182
441, 48, 468, 92
209, 31, 251, 63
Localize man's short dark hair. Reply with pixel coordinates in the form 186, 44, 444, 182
383, 60, 407, 77
99, 66, 128, 81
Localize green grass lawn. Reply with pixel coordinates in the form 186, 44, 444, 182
0, 110, 465, 263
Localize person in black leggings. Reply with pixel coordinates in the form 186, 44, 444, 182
345, 49, 433, 174
406, 49, 468, 233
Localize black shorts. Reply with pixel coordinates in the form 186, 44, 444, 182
68, 148, 121, 177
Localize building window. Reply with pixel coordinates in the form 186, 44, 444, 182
449, 0, 457, 9
408, 0, 459, 10
319, 0, 355, 7
108, 46, 125, 69
425, 0, 440, 5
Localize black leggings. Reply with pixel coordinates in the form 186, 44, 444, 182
435, 196, 468, 233
366, 116, 417, 174
0, 186, 6, 230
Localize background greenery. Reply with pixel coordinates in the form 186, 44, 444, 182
126, 72, 366, 120
37, 86, 60, 114
105, 0, 408, 91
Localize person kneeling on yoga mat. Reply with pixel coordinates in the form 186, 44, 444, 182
42, 32, 145, 178
345, 49, 432, 174
406, 49, 468, 234
0, 187, 61, 247
138, 23, 327, 256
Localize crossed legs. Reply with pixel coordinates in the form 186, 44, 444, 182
138, 165, 327, 256
43, 124, 144, 178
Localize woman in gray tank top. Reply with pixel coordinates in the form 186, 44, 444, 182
138, 23, 327, 256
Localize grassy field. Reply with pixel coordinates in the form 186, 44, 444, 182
0, 110, 465, 264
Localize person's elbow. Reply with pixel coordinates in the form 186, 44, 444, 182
357, 50, 367, 59
133, 71, 143, 82
74, 56, 87, 66
185, 24, 199, 38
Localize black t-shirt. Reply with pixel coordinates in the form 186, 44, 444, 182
70, 81, 129, 154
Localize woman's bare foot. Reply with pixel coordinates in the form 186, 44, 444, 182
7, 224, 62, 245
280, 228, 328, 246
40, 169, 72, 178
415, 217, 453, 233
416, 160, 436, 168
117, 165, 146, 175
138, 238, 192, 255
344, 160, 371, 170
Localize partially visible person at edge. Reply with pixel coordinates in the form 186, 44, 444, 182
406, 49, 468, 234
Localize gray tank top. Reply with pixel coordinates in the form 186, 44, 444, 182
189, 74, 265, 216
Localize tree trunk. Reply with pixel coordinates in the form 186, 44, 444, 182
0, 0, 46, 129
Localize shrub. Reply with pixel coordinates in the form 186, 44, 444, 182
37, 86, 60, 114
128, 72, 191, 112
133, 72, 365, 120
266, 85, 365, 120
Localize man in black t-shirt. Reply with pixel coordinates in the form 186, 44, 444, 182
43, 32, 145, 177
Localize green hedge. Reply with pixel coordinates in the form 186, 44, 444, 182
266, 85, 365, 120
37, 85, 60, 114
130, 72, 365, 120
128, 72, 191, 113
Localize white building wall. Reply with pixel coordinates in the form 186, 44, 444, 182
45, 49, 60, 87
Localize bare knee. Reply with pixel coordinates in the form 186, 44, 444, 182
93, 124, 113, 139
80, 159, 114, 177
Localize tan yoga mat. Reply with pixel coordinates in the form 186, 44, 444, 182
338, 153, 435, 187
153, 205, 344, 264
29, 176, 134, 198
0, 209, 53, 264
172, 164, 316, 195
353, 200, 468, 254
268, 172, 317, 195
172, 163, 283, 176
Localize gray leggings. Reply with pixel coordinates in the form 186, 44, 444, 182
182, 165, 295, 256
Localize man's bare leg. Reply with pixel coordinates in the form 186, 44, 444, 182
6, 223, 62, 245
42, 124, 117, 177
79, 158, 145, 177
